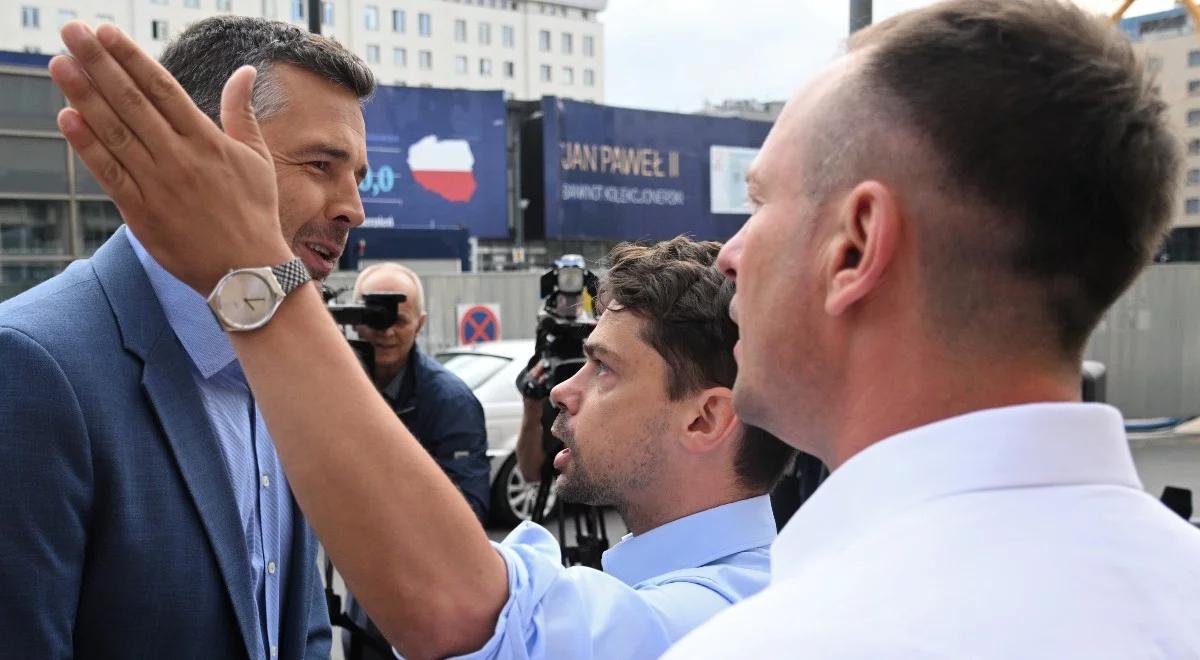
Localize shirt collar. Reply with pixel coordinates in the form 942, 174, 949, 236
382, 363, 409, 400
772, 402, 1142, 582
601, 494, 777, 587
127, 230, 238, 378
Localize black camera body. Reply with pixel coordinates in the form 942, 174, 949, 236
327, 292, 408, 378
516, 255, 599, 399
328, 292, 407, 330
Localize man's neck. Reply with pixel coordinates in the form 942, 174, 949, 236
373, 358, 409, 390
616, 485, 756, 536
827, 351, 1080, 469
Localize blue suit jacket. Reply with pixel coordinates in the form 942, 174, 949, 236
0, 227, 331, 660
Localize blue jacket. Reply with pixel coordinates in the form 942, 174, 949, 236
0, 228, 330, 660
385, 345, 490, 520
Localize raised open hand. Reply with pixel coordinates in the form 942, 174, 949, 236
49, 21, 292, 294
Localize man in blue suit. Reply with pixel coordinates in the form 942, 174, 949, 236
0, 17, 374, 659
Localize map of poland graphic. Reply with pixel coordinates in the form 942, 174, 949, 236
407, 135, 477, 203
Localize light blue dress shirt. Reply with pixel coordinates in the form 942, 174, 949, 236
450, 494, 776, 660
129, 233, 292, 660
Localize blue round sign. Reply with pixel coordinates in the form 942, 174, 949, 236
459, 305, 499, 344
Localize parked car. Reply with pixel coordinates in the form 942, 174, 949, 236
435, 340, 556, 526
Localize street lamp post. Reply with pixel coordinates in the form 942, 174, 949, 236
307, 0, 321, 34
850, 0, 872, 34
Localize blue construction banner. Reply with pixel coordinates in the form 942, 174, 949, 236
539, 97, 774, 241
359, 86, 509, 238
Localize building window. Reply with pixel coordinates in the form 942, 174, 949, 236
392, 9, 405, 32
479, 22, 491, 45
419, 13, 432, 36
1190, 138, 1200, 155
480, 58, 492, 76
184, 0, 200, 7
150, 0, 167, 4
1190, 50, 1200, 67
151, 20, 169, 40
583, 35, 594, 57
419, 50, 433, 70
366, 45, 381, 64
562, 33, 573, 54
502, 25, 514, 47
1188, 198, 1200, 215
97, 13, 115, 23
455, 19, 467, 42
57, 9, 77, 27
322, 2, 334, 25
1158, 226, 1200, 262
364, 5, 379, 30
1190, 81, 1200, 97
1189, 169, 1200, 186
393, 47, 407, 67
1189, 110, 1200, 126
582, 9, 591, 20
562, 66, 573, 84
539, 30, 551, 52
292, 0, 304, 21
539, 64, 551, 82
503, 61, 515, 78
20, 6, 39, 28
583, 68, 594, 87
215, 0, 231, 12
455, 55, 468, 74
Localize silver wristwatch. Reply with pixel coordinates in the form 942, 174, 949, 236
206, 257, 311, 332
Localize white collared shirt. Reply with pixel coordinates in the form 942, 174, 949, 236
664, 403, 1200, 659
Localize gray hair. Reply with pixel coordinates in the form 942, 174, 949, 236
159, 15, 375, 124
354, 262, 426, 314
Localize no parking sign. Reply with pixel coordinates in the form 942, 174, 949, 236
457, 303, 501, 344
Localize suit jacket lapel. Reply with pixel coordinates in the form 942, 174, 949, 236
91, 227, 259, 660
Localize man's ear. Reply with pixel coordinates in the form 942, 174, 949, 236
416, 312, 428, 335
679, 387, 740, 455
824, 180, 902, 317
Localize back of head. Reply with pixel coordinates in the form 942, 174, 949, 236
159, 15, 376, 124
601, 236, 795, 493
825, 0, 1178, 360
354, 262, 426, 314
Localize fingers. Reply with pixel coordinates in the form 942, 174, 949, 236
49, 55, 157, 186
57, 107, 145, 208
95, 23, 219, 138
57, 22, 176, 155
219, 65, 271, 160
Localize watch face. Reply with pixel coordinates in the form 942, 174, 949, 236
215, 271, 279, 330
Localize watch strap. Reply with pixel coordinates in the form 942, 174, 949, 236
271, 257, 311, 296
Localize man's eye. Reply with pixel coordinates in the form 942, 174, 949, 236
593, 359, 609, 375
309, 161, 330, 172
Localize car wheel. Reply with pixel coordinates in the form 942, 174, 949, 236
490, 453, 556, 527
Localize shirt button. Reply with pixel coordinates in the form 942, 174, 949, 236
261, 474, 271, 489
267, 561, 277, 575
270, 646, 278, 658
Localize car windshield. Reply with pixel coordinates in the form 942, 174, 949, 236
436, 352, 511, 390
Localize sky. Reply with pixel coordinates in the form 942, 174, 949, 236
601, 0, 1179, 113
